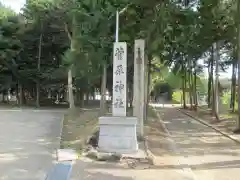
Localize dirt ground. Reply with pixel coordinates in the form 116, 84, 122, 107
182, 106, 238, 134
60, 108, 99, 152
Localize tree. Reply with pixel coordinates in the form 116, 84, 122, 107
235, 0, 240, 133
0, 6, 22, 102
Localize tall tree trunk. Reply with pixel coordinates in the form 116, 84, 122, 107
189, 71, 193, 109
210, 46, 215, 111
129, 86, 133, 108
207, 64, 211, 107
86, 92, 89, 105
230, 59, 237, 112
213, 42, 220, 120
193, 69, 198, 109
146, 54, 151, 104
68, 66, 75, 109
207, 57, 213, 108
192, 60, 197, 109
65, 16, 77, 110
92, 89, 96, 100
144, 54, 151, 122
36, 32, 43, 108
235, 0, 240, 132
184, 69, 187, 107
18, 81, 23, 106
79, 90, 84, 108
76, 89, 80, 104
182, 66, 187, 108
100, 63, 107, 115
187, 59, 192, 108
2, 90, 7, 103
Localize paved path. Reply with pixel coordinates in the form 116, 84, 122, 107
69, 105, 240, 180
153, 106, 240, 180
0, 109, 65, 180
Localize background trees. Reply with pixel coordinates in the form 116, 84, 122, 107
1, 0, 240, 129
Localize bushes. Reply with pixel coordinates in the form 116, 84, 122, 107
172, 90, 192, 104
172, 90, 182, 103
221, 91, 238, 111
221, 91, 230, 105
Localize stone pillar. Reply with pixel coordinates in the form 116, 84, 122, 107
133, 39, 145, 137
112, 42, 127, 116
144, 54, 148, 123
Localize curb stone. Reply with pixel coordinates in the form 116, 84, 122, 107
58, 112, 81, 161
143, 106, 171, 166
144, 106, 168, 166
57, 112, 80, 161
152, 106, 171, 136
56, 114, 65, 161
143, 137, 155, 165
179, 109, 240, 145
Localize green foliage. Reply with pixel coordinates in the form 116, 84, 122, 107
221, 90, 238, 110
0, 3, 16, 19
0, 0, 237, 109
196, 78, 208, 95
62, 49, 75, 67
221, 91, 231, 105
165, 72, 183, 89
172, 90, 183, 103
0, 7, 23, 90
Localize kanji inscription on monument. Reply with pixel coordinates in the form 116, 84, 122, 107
112, 42, 127, 116
114, 80, 124, 93
115, 47, 124, 60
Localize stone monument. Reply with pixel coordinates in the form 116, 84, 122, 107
98, 42, 138, 153
133, 39, 145, 137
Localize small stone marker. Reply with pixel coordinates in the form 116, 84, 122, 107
57, 149, 78, 162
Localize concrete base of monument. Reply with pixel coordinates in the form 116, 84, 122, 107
98, 116, 138, 154
85, 144, 148, 164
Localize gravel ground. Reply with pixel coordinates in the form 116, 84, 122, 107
0, 109, 65, 180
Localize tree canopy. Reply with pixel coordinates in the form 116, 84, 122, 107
0, 0, 238, 112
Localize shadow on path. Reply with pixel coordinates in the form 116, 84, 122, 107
0, 110, 64, 180
147, 105, 240, 179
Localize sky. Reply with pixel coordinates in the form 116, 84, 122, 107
0, 0, 25, 12
0, 0, 233, 79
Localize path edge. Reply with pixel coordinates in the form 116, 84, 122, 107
179, 108, 240, 145
143, 136, 155, 165
151, 105, 198, 179
56, 112, 65, 161
143, 106, 173, 166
